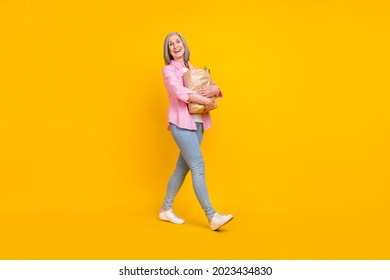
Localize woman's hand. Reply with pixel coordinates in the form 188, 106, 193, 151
188, 94, 215, 112
197, 86, 219, 98
203, 98, 215, 112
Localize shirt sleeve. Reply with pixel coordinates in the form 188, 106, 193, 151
162, 66, 196, 103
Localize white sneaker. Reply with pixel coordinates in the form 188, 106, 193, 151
209, 213, 233, 231
159, 209, 185, 224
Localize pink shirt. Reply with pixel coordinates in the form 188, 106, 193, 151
162, 60, 222, 130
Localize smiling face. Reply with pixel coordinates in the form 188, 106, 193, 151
168, 34, 185, 62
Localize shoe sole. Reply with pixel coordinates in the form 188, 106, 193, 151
211, 216, 234, 231
159, 215, 185, 225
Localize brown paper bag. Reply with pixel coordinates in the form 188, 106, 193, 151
183, 69, 217, 113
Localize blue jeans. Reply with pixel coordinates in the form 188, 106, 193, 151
162, 122, 216, 219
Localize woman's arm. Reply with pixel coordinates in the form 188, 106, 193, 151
163, 65, 216, 111
162, 66, 196, 103
188, 61, 222, 98
197, 85, 221, 98
187, 93, 215, 112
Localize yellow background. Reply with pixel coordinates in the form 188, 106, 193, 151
1, 0, 389, 259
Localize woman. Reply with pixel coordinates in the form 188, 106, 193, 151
159, 32, 233, 231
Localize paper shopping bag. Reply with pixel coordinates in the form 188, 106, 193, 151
183, 68, 217, 113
